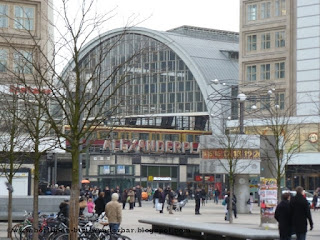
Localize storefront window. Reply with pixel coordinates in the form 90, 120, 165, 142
141, 166, 147, 177
148, 166, 158, 176
160, 166, 170, 177
171, 167, 178, 178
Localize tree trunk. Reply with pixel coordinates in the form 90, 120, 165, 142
7, 189, 12, 238
69, 152, 80, 239
32, 156, 40, 240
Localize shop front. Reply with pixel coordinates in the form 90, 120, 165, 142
140, 165, 178, 190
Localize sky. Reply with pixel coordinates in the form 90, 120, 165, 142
57, 0, 240, 33
105, 0, 240, 32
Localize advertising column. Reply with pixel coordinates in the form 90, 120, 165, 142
260, 178, 278, 228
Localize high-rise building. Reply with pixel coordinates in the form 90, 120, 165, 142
240, 0, 320, 191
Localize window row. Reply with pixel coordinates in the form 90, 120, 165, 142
0, 4, 35, 30
246, 62, 285, 82
0, 48, 33, 74
245, 92, 285, 110
247, 31, 285, 52
98, 165, 134, 175
247, 0, 286, 22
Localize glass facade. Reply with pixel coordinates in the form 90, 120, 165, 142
80, 33, 207, 117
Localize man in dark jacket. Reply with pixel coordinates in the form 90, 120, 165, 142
135, 185, 142, 207
275, 192, 291, 240
290, 186, 313, 240
195, 188, 201, 215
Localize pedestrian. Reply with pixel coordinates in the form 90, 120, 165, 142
177, 189, 185, 211
159, 188, 165, 213
167, 187, 175, 214
153, 188, 160, 208
104, 186, 111, 205
290, 186, 313, 240
127, 188, 135, 210
312, 192, 318, 211
225, 192, 237, 219
86, 198, 95, 214
275, 192, 292, 240
135, 185, 142, 207
94, 192, 105, 216
249, 192, 254, 214
121, 189, 128, 210
105, 193, 122, 234
214, 188, 220, 204
201, 188, 206, 206
195, 188, 201, 215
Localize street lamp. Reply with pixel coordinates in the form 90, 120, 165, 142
237, 93, 246, 134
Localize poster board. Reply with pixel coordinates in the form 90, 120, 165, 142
260, 178, 278, 225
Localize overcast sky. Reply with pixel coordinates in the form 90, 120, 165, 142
105, 0, 240, 32
57, 0, 240, 33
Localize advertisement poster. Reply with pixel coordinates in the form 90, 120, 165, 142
103, 165, 110, 174
260, 178, 278, 224
117, 165, 125, 174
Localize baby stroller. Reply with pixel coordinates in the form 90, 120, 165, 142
167, 198, 188, 212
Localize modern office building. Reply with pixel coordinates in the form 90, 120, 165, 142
239, 0, 320, 191
60, 26, 239, 191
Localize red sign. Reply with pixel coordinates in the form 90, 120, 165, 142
194, 175, 214, 182
10, 85, 51, 95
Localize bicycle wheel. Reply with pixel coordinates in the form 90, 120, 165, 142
10, 224, 23, 240
53, 233, 69, 240
20, 225, 33, 240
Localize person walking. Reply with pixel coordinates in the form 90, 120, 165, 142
290, 186, 313, 240
167, 187, 175, 214
275, 192, 292, 240
249, 192, 254, 214
225, 192, 237, 219
127, 188, 135, 210
121, 189, 128, 210
312, 192, 318, 211
153, 188, 160, 208
214, 188, 220, 204
195, 188, 201, 215
158, 188, 165, 213
135, 185, 142, 207
94, 192, 105, 216
104, 186, 111, 205
105, 193, 122, 234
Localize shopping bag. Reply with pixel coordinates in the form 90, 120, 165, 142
156, 203, 163, 211
222, 199, 226, 206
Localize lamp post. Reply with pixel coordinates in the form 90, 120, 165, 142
237, 93, 247, 134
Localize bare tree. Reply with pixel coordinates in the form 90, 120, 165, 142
246, 97, 307, 201
200, 117, 260, 223
0, 1, 147, 239
0, 88, 31, 238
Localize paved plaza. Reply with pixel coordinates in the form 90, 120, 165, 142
1, 200, 319, 239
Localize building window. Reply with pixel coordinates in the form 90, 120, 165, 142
246, 95, 257, 110
247, 4, 257, 21
246, 65, 256, 81
0, 49, 8, 72
261, 33, 271, 49
275, 93, 285, 110
275, 62, 285, 79
261, 2, 271, 19
260, 95, 270, 110
260, 64, 270, 80
14, 50, 33, 74
275, 31, 285, 48
14, 6, 35, 30
247, 35, 257, 52
275, 0, 286, 17
0, 4, 8, 28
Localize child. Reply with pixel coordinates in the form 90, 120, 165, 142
87, 198, 95, 214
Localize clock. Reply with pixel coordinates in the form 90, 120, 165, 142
239, 178, 246, 185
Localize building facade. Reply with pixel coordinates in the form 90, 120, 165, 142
60, 26, 239, 191
239, 0, 320, 191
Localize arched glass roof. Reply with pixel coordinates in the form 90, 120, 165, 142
62, 26, 239, 130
